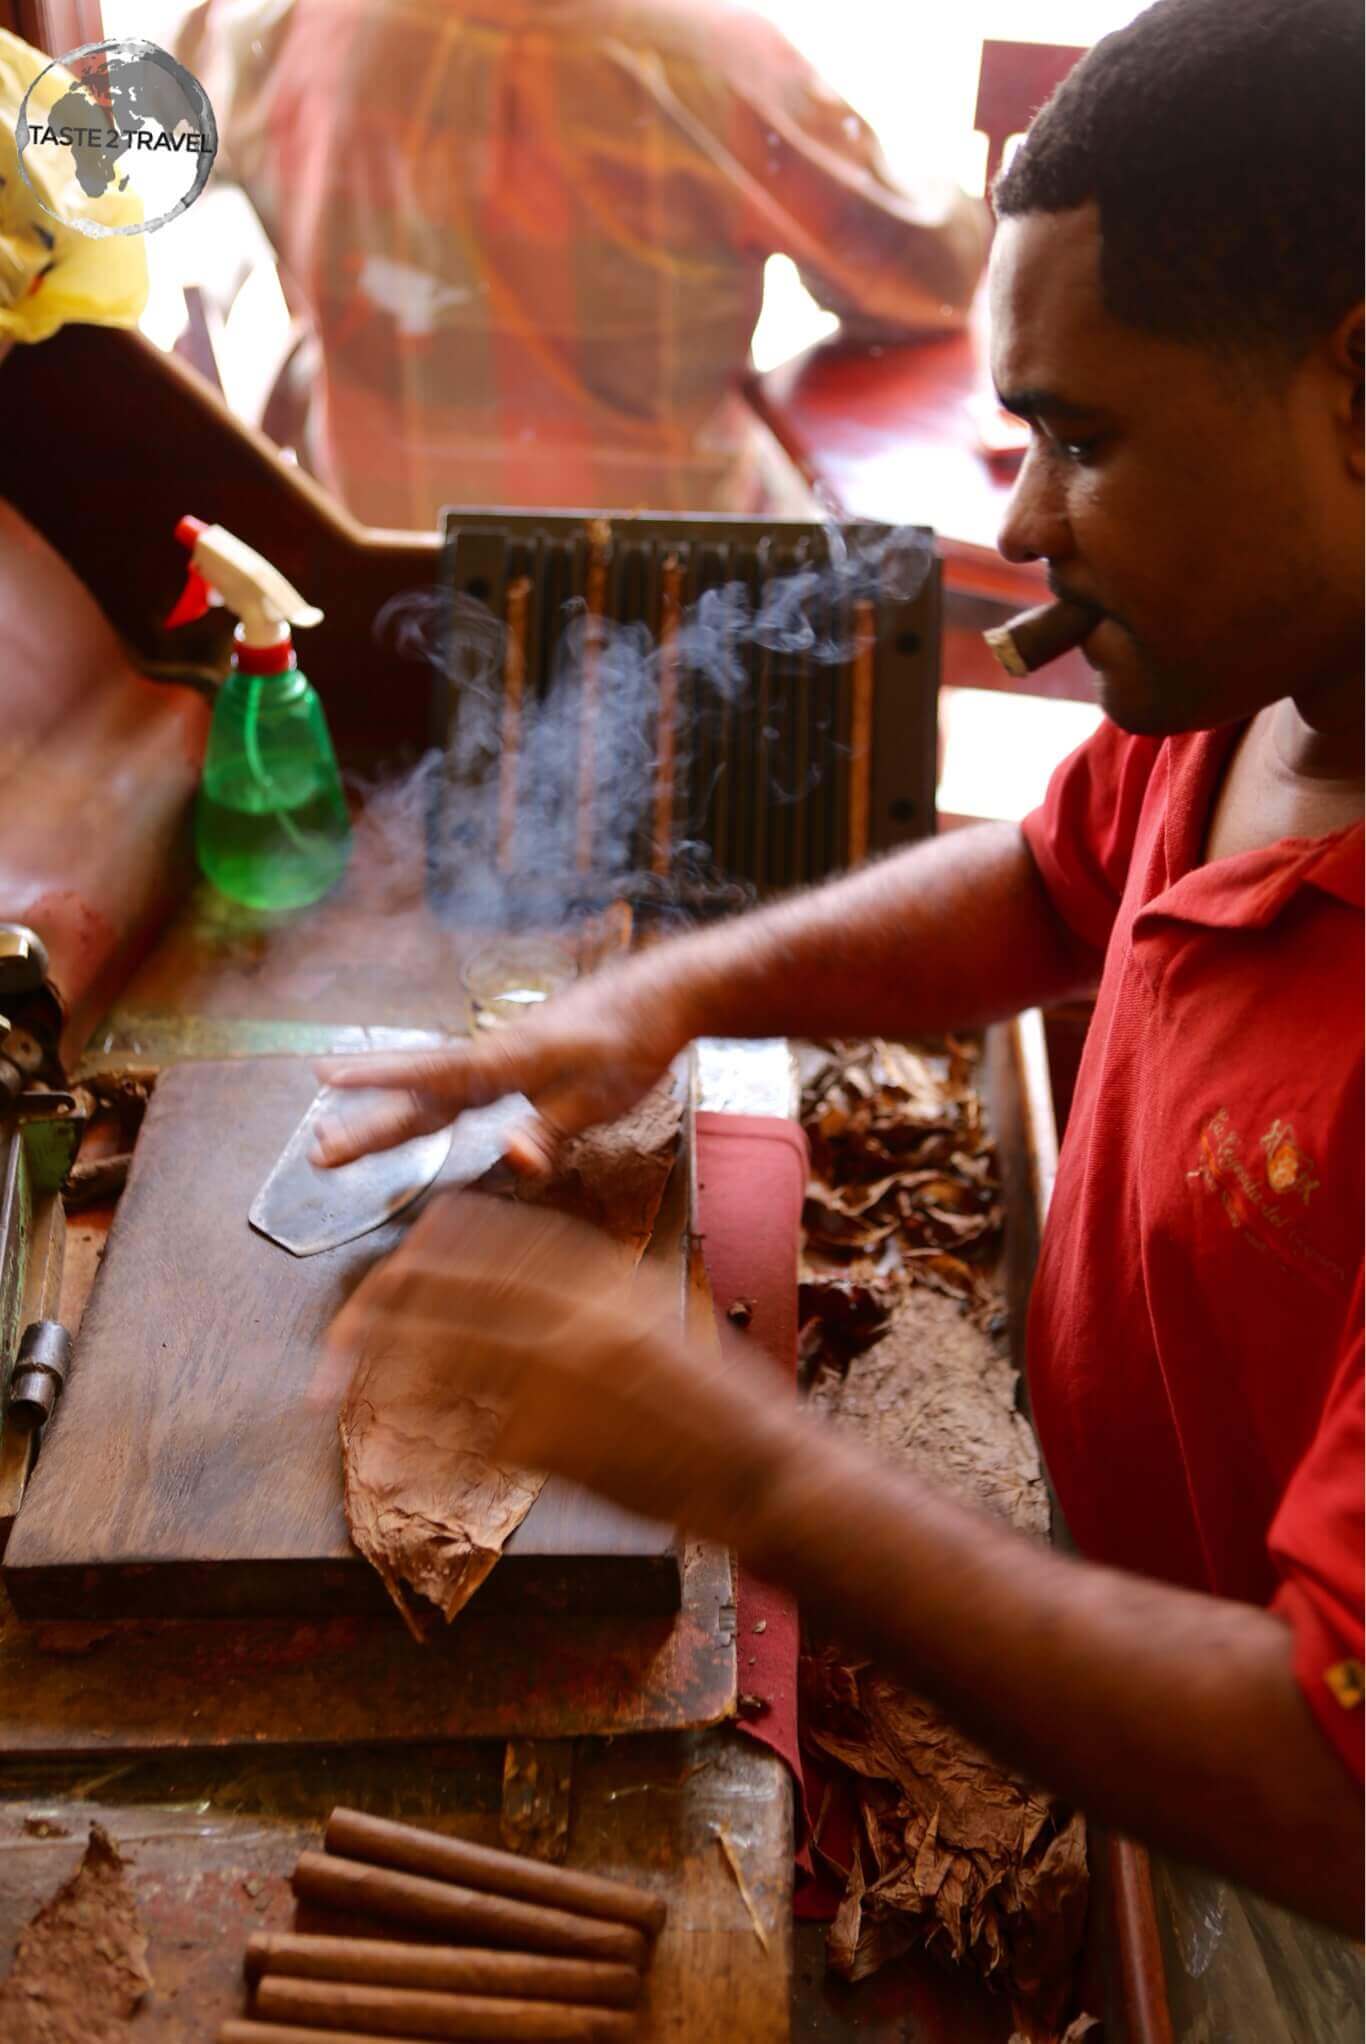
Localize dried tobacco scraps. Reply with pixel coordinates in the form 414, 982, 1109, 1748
341, 1084, 683, 1637
799, 1037, 1004, 1325
516, 1081, 684, 1261
1013, 2021, 1100, 2044
797, 1038, 1086, 2036
802, 1651, 1088, 2037
811, 1283, 1048, 1537
0, 1823, 152, 2043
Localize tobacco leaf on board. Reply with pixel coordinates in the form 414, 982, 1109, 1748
0, 1823, 151, 2043
341, 1082, 682, 1638
515, 1080, 685, 1261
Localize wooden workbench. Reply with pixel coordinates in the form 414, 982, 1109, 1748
0, 861, 800, 2039
0, 847, 1059, 2039
0, 1733, 793, 2041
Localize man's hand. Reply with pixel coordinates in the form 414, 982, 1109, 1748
322, 1193, 1362, 1935
311, 824, 1093, 1175
311, 965, 693, 1175
323, 1192, 796, 1528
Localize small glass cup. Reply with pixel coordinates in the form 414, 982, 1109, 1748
461, 935, 578, 1035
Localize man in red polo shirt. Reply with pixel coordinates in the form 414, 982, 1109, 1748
316, 0, 1364, 1931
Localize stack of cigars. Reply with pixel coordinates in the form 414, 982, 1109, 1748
221, 1807, 666, 2043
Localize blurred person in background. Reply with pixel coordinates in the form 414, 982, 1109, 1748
174, 0, 989, 527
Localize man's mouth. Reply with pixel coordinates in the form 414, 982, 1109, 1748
1046, 577, 1108, 631
1079, 616, 1118, 669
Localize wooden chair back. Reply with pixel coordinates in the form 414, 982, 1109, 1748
975, 39, 1087, 193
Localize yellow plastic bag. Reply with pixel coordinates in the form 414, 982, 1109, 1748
0, 29, 148, 342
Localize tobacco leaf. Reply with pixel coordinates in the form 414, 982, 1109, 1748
341, 1340, 545, 1641
516, 1082, 683, 1260
0, 1823, 151, 2043
798, 1038, 1087, 2034
802, 1189, 900, 1256
500, 1738, 574, 1863
810, 1284, 1048, 1535
797, 1276, 894, 1381
342, 1083, 682, 1637
802, 1651, 1088, 2033
799, 1039, 1002, 1328
1012, 2020, 1101, 2044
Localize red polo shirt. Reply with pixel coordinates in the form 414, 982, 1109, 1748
1023, 720, 1364, 1781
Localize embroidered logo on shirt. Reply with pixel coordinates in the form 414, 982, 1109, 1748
1189, 1107, 1346, 1290
1325, 1658, 1365, 1710
1259, 1120, 1320, 1203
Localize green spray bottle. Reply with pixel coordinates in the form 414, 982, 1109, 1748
168, 516, 352, 911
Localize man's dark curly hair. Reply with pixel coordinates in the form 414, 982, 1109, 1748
994, 0, 1364, 364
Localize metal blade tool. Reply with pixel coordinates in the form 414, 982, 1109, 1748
250, 1088, 530, 1257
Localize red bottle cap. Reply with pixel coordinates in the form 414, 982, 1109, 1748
233, 633, 296, 675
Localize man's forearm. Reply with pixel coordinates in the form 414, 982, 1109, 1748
728, 1418, 1362, 1937
647, 821, 1097, 1044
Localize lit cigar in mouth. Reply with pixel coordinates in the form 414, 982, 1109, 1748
983, 598, 1101, 677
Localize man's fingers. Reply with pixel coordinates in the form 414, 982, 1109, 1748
324, 1198, 655, 1373
315, 1035, 546, 1107
312, 1038, 573, 1169
329, 1194, 590, 1327
500, 1069, 661, 1180
400, 1194, 647, 1310
503, 1113, 568, 1178
311, 1088, 453, 1166
315, 1047, 480, 1093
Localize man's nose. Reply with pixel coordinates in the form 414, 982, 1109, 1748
997, 441, 1072, 565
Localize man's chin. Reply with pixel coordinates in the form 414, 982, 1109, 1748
1092, 677, 1179, 737
1084, 622, 1193, 737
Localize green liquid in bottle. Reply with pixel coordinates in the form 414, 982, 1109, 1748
196, 665, 352, 911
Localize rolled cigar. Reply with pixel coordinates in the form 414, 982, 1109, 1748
327, 1809, 667, 1938
62, 1151, 132, 1207
982, 598, 1099, 677
244, 1933, 639, 2008
221, 2027, 426, 2044
255, 1976, 635, 2041
294, 1854, 645, 1969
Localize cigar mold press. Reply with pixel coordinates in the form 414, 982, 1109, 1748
226, 1806, 667, 2042
0, 924, 79, 1545
429, 511, 943, 930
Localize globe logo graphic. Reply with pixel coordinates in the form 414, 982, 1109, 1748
15, 38, 217, 238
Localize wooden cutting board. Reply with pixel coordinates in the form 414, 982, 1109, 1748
3, 1059, 681, 1623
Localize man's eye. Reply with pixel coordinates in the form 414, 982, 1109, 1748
1057, 433, 1103, 464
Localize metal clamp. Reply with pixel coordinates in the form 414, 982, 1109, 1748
0, 925, 48, 1000
7, 1320, 72, 1431
0, 925, 58, 1114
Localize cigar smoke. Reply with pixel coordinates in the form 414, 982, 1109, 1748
373, 525, 933, 932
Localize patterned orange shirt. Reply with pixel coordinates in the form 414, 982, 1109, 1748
176, 0, 989, 527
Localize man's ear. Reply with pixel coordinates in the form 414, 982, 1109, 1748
1331, 304, 1364, 480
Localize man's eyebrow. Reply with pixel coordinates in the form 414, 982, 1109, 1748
995, 387, 1100, 422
